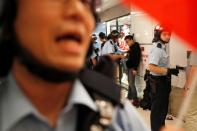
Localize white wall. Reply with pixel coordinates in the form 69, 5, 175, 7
169, 34, 189, 67
169, 34, 190, 88
99, 4, 130, 22
130, 12, 156, 44
100, 0, 120, 12
99, 5, 191, 94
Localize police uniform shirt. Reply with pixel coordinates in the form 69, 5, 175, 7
90, 51, 97, 59
148, 42, 169, 76
93, 41, 101, 56
0, 74, 150, 131
101, 40, 116, 55
0, 74, 97, 131
190, 52, 197, 66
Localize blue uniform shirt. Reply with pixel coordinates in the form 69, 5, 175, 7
101, 40, 116, 55
148, 41, 169, 76
101, 39, 125, 56
0, 74, 149, 131
0, 74, 97, 131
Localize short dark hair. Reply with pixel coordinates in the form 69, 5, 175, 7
110, 30, 119, 39
106, 34, 111, 40
99, 32, 106, 39
0, 0, 17, 77
124, 35, 134, 40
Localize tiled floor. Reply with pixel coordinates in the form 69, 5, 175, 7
136, 107, 176, 129
121, 88, 180, 128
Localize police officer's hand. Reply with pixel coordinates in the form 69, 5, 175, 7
167, 68, 179, 76
183, 86, 189, 97
132, 70, 137, 75
119, 54, 126, 59
161, 125, 184, 131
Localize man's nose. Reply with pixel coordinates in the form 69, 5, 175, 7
62, 0, 88, 22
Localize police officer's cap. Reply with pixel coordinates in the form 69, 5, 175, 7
152, 25, 171, 43
111, 30, 120, 39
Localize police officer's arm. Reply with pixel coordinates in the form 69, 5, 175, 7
148, 47, 168, 75
161, 125, 184, 131
102, 41, 124, 60
148, 64, 167, 75
148, 46, 179, 76
108, 54, 125, 61
90, 52, 97, 65
92, 57, 97, 65
148, 63, 179, 76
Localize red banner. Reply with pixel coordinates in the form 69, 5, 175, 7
122, 0, 197, 50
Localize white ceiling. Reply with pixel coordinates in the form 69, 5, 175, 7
100, 0, 120, 12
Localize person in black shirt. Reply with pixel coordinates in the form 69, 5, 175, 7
125, 35, 141, 107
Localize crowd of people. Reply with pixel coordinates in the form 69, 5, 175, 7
87, 24, 197, 131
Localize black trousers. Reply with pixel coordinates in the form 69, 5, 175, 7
149, 76, 171, 131
127, 69, 138, 100
140, 79, 152, 109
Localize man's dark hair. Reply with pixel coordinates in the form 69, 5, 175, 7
110, 30, 119, 39
98, 32, 106, 39
124, 35, 134, 40
107, 34, 111, 40
0, 0, 17, 77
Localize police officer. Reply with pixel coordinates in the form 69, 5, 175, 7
0, 0, 149, 131
87, 34, 100, 68
101, 30, 125, 60
148, 25, 179, 131
99, 32, 107, 50
101, 30, 125, 84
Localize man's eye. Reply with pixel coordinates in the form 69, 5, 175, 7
81, 0, 92, 6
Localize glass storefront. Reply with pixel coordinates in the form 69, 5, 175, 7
94, 22, 107, 35
106, 19, 117, 35
117, 15, 131, 36
106, 15, 131, 35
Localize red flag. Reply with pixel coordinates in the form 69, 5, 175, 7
122, 0, 197, 50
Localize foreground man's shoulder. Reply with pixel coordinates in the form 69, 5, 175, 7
111, 99, 150, 131
79, 69, 150, 131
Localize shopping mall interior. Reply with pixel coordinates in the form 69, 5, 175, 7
94, 0, 191, 129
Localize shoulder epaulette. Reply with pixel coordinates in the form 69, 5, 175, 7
109, 40, 113, 45
78, 69, 122, 131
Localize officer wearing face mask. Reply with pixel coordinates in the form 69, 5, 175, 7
148, 25, 179, 131
0, 0, 149, 131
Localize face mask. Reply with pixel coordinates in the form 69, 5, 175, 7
14, 42, 78, 83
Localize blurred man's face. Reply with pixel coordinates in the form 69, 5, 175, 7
14, 0, 95, 72
125, 39, 134, 46
114, 37, 119, 43
160, 31, 171, 43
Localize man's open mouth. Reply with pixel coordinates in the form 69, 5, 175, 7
56, 33, 82, 44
